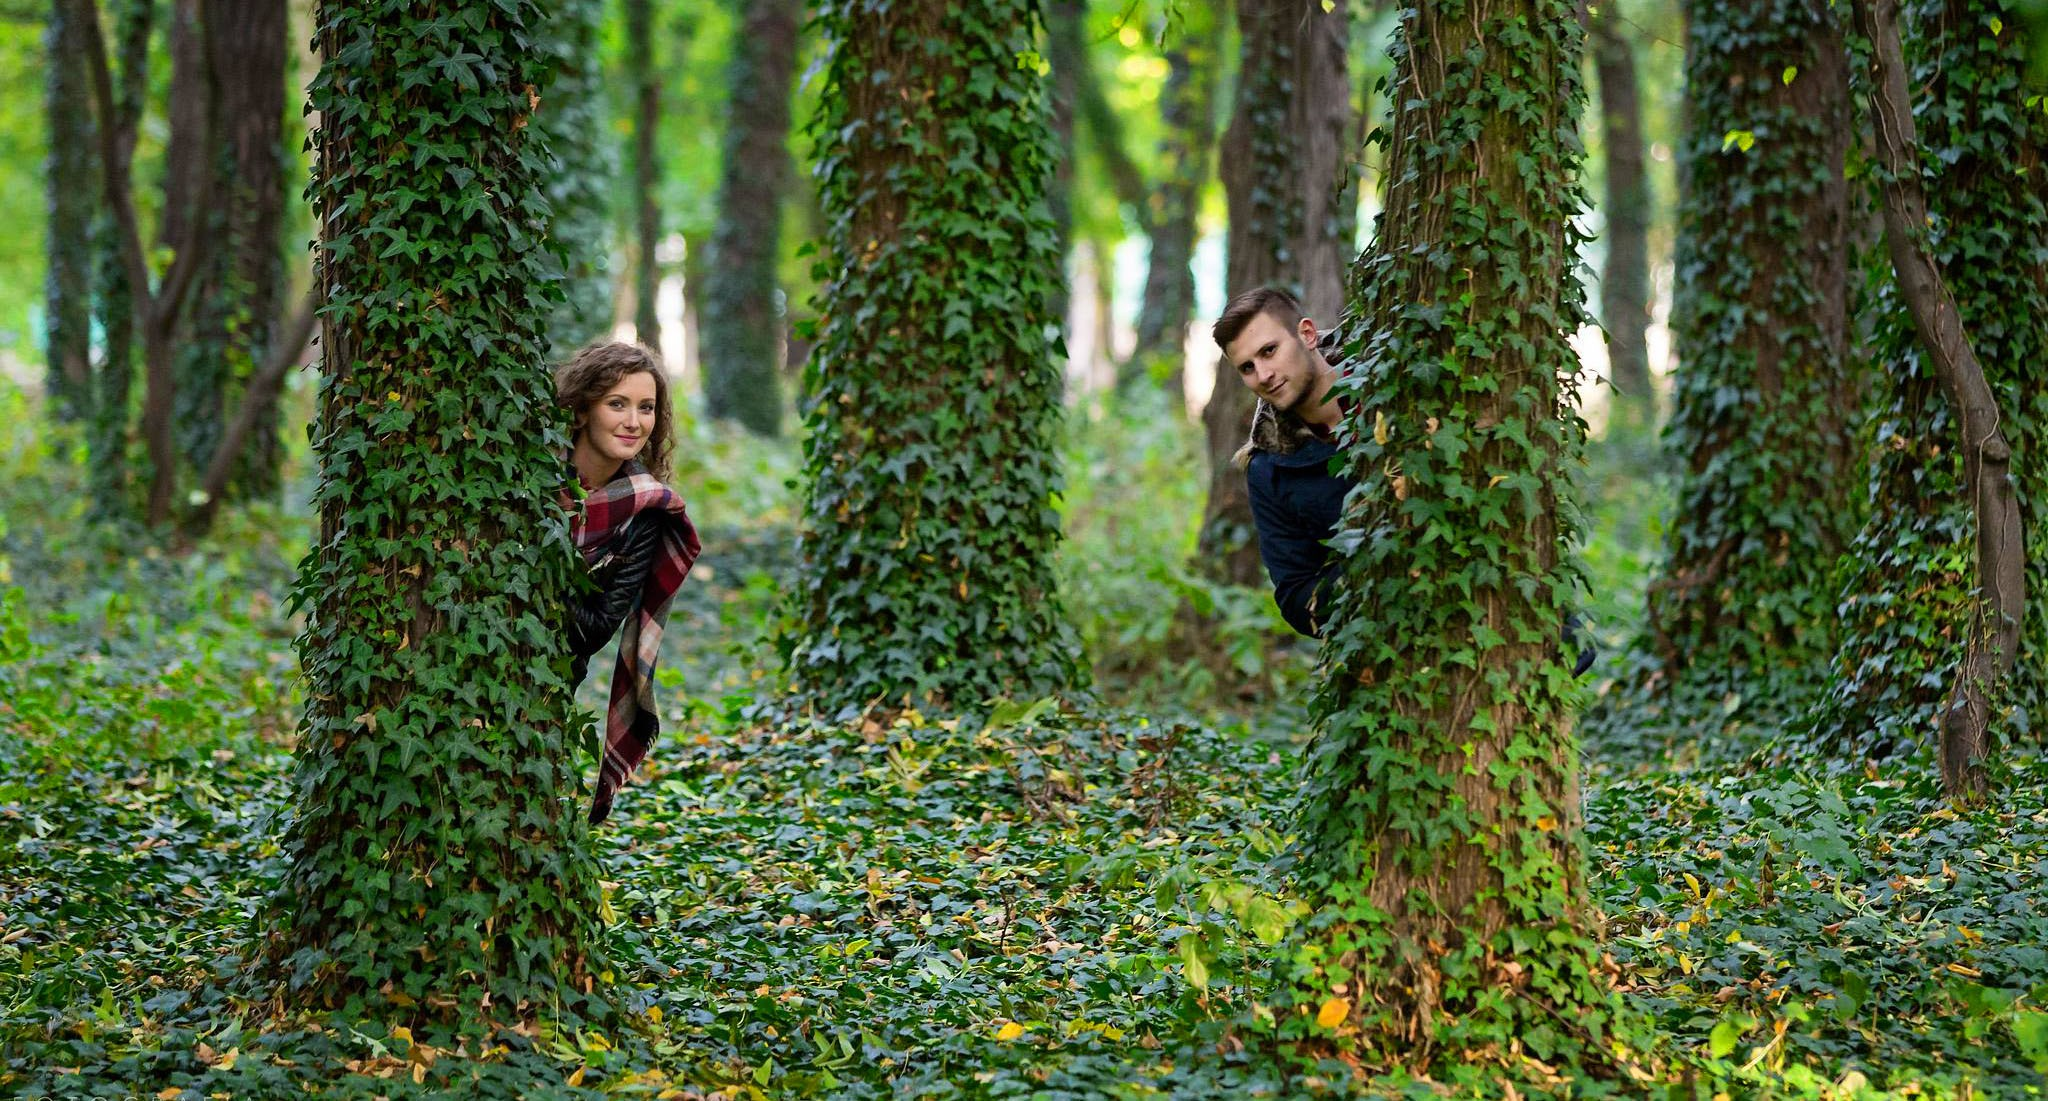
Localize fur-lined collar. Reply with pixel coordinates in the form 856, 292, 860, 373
1232, 323, 1349, 469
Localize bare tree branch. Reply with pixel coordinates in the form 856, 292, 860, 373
184, 289, 319, 537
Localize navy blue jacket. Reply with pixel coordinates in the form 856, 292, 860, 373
1245, 438, 1349, 638
1244, 421, 1595, 673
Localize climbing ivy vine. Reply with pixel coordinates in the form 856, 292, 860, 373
1810, 0, 2048, 756
784, 0, 1083, 715
1278, 0, 1643, 1089
269, 0, 607, 1022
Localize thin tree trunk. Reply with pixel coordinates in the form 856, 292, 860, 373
186, 291, 316, 537
1854, 0, 2023, 800
629, 0, 661, 349
1198, 0, 1351, 586
1043, 0, 1084, 332
1590, 3, 1653, 418
1126, 3, 1225, 398
540, 0, 614, 356
701, 0, 802, 437
76, 0, 216, 528
45, 0, 96, 420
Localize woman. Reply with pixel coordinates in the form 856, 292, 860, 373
556, 341, 701, 824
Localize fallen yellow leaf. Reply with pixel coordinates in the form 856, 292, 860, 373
1316, 998, 1350, 1029
567, 1066, 587, 1087
995, 1021, 1024, 1041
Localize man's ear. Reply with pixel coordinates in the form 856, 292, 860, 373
1297, 315, 1319, 347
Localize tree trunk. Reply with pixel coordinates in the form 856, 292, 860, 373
1626, 0, 1858, 718
1043, 0, 1084, 332
1289, 0, 1628, 1075
1126, 3, 1225, 397
77, 0, 213, 528
792, 0, 1083, 714
45, 0, 96, 421
628, 0, 662, 349
540, 0, 615, 357
1198, 0, 1351, 586
164, 0, 223, 478
1589, 4, 1653, 420
1852, 0, 2027, 800
1810, 0, 2048, 764
701, 0, 802, 437
86, 0, 155, 504
269, 0, 606, 1016
183, 0, 289, 501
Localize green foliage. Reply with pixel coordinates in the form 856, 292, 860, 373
787, 0, 1083, 714
1058, 389, 1313, 709
9, 383, 2048, 1095
1590, 755, 2048, 1096
1594, 0, 1864, 739
538, 0, 617, 356
271, 0, 606, 1021
1806, 0, 2048, 758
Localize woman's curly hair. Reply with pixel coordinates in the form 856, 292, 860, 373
555, 341, 676, 482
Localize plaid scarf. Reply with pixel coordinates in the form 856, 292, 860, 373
567, 459, 701, 824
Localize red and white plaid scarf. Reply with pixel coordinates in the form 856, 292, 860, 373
567, 460, 701, 824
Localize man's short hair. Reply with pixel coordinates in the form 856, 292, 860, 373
1212, 286, 1305, 353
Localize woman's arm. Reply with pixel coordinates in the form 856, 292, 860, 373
568, 517, 662, 658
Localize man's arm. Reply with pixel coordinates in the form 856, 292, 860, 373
1247, 462, 1340, 638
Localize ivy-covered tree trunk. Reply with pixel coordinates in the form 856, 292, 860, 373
270, 0, 606, 1016
539, 0, 614, 357
1590, 3, 1653, 420
45, 0, 96, 421
701, 0, 802, 437
1284, 1, 1631, 1080
1621, 0, 1857, 721
1814, 0, 2048, 757
163, 0, 223, 480
1125, 4, 1225, 396
791, 0, 1082, 714
176, 0, 289, 502
628, 0, 661, 349
1198, 0, 1350, 586
86, 0, 154, 504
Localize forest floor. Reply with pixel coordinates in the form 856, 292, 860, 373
3, 386, 2046, 1099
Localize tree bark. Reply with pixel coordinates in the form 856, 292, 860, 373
76, 0, 216, 527
271, 0, 605, 1016
1126, 4, 1225, 397
1043, 0, 1084, 332
792, 0, 1082, 712
540, 0, 615, 356
1198, 0, 1351, 586
45, 0, 96, 421
628, 0, 662, 349
1853, 0, 2024, 800
1293, 0, 1625, 1072
184, 290, 316, 538
1589, 3, 1653, 418
1628, 0, 1857, 712
701, 0, 802, 437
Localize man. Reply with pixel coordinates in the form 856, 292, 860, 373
1212, 286, 1350, 638
1213, 285, 1594, 670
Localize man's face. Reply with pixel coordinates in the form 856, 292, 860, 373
1224, 310, 1320, 413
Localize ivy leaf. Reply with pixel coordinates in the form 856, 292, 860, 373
1721, 130, 1756, 154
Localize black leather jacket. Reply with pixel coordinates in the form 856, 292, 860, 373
568, 514, 663, 686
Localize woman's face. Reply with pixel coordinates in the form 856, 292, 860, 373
578, 370, 660, 467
